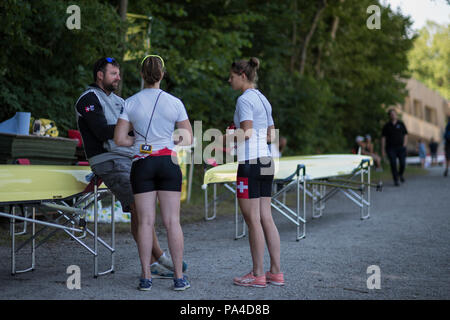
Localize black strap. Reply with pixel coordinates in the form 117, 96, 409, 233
135, 90, 163, 142
250, 89, 271, 126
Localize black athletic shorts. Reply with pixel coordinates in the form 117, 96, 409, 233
130, 155, 182, 194
236, 157, 274, 199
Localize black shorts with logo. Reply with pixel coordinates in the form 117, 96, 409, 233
236, 157, 274, 199
130, 155, 182, 194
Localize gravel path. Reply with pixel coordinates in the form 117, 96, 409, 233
1, 166, 449, 300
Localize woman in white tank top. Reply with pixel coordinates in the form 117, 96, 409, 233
225, 57, 284, 287
114, 55, 193, 291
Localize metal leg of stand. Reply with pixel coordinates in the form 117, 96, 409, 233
31, 207, 35, 271
296, 176, 306, 241
10, 206, 15, 275
320, 185, 326, 216
213, 184, 217, 219
235, 189, 246, 240
93, 180, 99, 278
360, 166, 370, 220
10, 206, 36, 275
96, 193, 115, 276
204, 185, 208, 220
111, 194, 115, 273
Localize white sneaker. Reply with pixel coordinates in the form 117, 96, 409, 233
158, 251, 188, 272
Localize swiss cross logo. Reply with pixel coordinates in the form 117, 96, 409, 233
85, 105, 95, 112
236, 177, 249, 199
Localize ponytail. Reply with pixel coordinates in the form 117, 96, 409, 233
231, 57, 260, 83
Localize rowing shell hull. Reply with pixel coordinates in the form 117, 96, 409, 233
203, 154, 373, 185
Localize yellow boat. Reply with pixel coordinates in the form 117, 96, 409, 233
0, 164, 113, 277
202, 154, 377, 241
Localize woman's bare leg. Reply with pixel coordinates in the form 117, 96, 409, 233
134, 191, 157, 279
158, 190, 184, 279
238, 198, 265, 276
130, 202, 164, 265
259, 197, 281, 274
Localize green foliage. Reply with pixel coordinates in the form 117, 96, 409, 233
0, 0, 124, 134
1, 0, 414, 157
408, 21, 450, 99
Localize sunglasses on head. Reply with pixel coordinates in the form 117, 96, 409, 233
105, 57, 116, 63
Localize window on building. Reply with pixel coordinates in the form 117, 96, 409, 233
425, 106, 432, 123
404, 96, 411, 113
413, 99, 423, 119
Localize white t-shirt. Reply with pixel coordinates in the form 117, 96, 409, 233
119, 88, 189, 156
233, 89, 274, 161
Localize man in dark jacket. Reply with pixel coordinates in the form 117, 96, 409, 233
428, 137, 438, 166
381, 109, 408, 186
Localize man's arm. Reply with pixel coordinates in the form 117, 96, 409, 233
76, 92, 115, 141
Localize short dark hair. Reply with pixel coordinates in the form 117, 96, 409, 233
93, 57, 120, 82
387, 108, 397, 116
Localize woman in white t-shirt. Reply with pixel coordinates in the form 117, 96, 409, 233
225, 57, 284, 287
114, 55, 193, 291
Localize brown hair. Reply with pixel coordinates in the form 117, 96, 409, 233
141, 56, 164, 85
93, 57, 120, 82
231, 57, 260, 83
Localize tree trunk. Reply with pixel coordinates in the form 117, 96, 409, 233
117, 0, 128, 96
119, 0, 128, 20
315, 0, 343, 78
330, 0, 344, 40
290, 0, 298, 73
299, 0, 327, 75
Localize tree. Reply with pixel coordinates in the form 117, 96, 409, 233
0, 0, 415, 157
408, 21, 450, 99
0, 0, 124, 134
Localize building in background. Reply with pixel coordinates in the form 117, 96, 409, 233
391, 78, 449, 156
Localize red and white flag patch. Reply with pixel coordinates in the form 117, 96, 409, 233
85, 105, 95, 112
236, 177, 249, 199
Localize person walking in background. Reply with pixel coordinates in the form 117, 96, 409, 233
224, 57, 283, 288
417, 138, 427, 168
114, 55, 193, 291
381, 109, 408, 186
429, 137, 438, 166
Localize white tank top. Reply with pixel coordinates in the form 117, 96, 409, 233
233, 89, 274, 161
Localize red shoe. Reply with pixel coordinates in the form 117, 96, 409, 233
233, 272, 267, 288
265, 271, 284, 286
